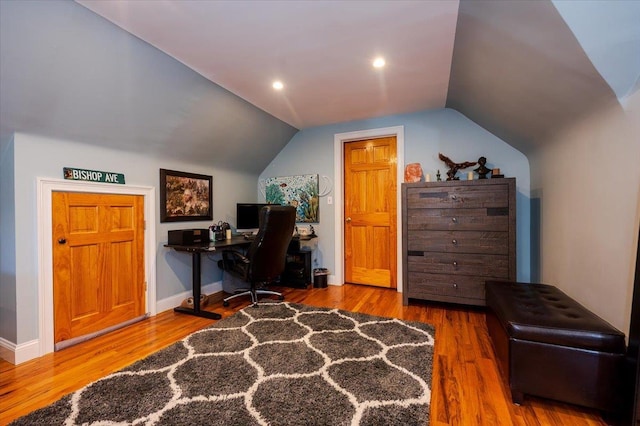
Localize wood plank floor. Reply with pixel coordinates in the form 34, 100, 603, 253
0, 284, 608, 425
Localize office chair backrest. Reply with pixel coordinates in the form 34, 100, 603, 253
246, 205, 296, 283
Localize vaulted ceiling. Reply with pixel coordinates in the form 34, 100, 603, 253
1, 0, 638, 172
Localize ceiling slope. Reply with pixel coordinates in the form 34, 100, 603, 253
552, 0, 640, 101
0, 0, 297, 174
447, 0, 618, 154
75, 0, 459, 129
2, 0, 637, 166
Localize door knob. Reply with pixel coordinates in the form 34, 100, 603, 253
345, 217, 352, 222
58, 238, 67, 244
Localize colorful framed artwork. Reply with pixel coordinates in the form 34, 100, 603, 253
265, 174, 319, 223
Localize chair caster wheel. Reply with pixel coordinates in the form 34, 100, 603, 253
223, 301, 229, 307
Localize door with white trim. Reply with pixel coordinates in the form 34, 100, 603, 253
343, 136, 397, 288
52, 191, 145, 345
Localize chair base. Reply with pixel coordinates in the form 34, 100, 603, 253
223, 287, 284, 306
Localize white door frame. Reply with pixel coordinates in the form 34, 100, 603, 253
333, 126, 405, 291
36, 178, 156, 356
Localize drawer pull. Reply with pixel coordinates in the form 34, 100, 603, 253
452, 239, 458, 245
451, 195, 457, 200
453, 261, 458, 267
453, 283, 458, 289
452, 217, 458, 223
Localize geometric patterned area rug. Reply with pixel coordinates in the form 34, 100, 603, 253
11, 302, 435, 425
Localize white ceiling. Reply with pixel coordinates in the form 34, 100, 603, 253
3, 0, 637, 168
76, 0, 459, 130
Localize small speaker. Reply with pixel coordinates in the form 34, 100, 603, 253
168, 229, 209, 246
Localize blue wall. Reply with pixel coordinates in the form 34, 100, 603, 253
3, 133, 260, 348
261, 108, 531, 284
0, 136, 16, 342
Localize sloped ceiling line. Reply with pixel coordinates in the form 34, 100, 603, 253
447, 0, 620, 154
1, 0, 639, 165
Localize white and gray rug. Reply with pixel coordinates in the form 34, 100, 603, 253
11, 302, 435, 425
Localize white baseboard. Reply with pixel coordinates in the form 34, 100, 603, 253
156, 281, 223, 313
0, 281, 223, 365
0, 337, 40, 365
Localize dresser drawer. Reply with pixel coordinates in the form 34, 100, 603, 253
406, 207, 510, 231
402, 178, 516, 307
405, 273, 486, 305
406, 185, 509, 209
407, 252, 509, 278
408, 230, 508, 254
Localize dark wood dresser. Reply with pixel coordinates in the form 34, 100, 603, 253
402, 178, 516, 306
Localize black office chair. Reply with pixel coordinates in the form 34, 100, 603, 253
220, 205, 296, 306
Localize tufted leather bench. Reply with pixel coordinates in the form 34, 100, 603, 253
485, 281, 626, 414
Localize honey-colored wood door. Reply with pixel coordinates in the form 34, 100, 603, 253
344, 136, 397, 288
52, 192, 145, 345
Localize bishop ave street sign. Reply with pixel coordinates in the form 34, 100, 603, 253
63, 167, 126, 184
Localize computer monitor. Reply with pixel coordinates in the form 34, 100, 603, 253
236, 203, 270, 234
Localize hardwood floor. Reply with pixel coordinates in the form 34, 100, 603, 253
0, 284, 608, 425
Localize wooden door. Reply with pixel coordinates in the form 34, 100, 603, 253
52, 192, 145, 345
344, 136, 397, 288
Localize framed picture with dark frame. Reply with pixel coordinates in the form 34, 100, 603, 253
160, 168, 213, 222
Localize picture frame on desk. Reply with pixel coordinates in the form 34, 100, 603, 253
160, 168, 213, 222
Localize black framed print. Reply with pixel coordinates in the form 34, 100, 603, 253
160, 169, 213, 222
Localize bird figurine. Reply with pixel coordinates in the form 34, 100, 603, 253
438, 153, 477, 181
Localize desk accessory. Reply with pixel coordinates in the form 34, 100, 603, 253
168, 229, 209, 246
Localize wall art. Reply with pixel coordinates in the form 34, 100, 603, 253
265, 174, 319, 223
160, 169, 212, 222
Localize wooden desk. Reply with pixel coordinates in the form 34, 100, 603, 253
165, 236, 251, 319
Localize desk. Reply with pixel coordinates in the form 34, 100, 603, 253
165, 236, 251, 319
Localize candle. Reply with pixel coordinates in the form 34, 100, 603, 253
467, 171, 474, 180
425, 173, 431, 182
226, 229, 232, 239
492, 168, 501, 175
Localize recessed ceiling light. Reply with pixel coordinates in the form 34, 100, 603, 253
373, 57, 385, 68
272, 81, 284, 90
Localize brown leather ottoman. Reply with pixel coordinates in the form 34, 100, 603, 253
485, 281, 626, 414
